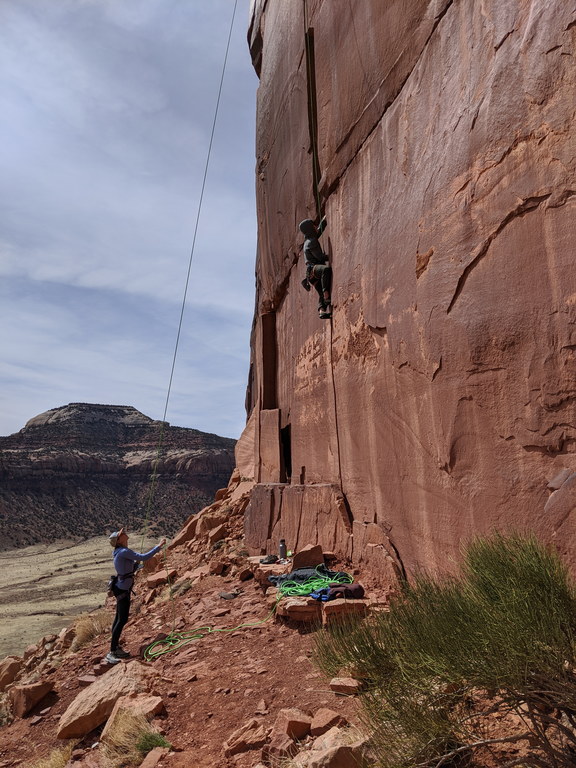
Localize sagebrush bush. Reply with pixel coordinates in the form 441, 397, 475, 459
313, 533, 576, 768
136, 730, 172, 755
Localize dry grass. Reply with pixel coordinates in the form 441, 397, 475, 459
101, 709, 170, 767
70, 608, 111, 652
29, 743, 75, 768
0, 535, 157, 658
0, 694, 11, 727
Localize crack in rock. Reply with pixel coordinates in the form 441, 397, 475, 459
447, 193, 551, 314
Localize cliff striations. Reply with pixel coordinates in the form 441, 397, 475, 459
0, 403, 235, 549
239, 0, 576, 584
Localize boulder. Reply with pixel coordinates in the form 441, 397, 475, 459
222, 717, 269, 756
207, 523, 227, 546
168, 514, 199, 549
196, 510, 227, 538
311, 708, 348, 737
273, 707, 312, 740
77, 675, 98, 687
250, 558, 289, 588
329, 678, 362, 695
57, 660, 159, 739
146, 569, 177, 589
209, 560, 228, 575
139, 747, 170, 768
298, 742, 366, 768
292, 544, 324, 570
190, 564, 210, 582
261, 731, 298, 762
10, 681, 54, 717
0, 656, 23, 692
276, 597, 322, 623
101, 693, 165, 742
301, 727, 369, 768
57, 626, 76, 650
23, 643, 39, 660
322, 598, 369, 627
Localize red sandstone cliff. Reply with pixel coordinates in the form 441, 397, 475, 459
238, 0, 576, 584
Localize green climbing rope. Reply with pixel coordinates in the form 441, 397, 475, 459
143, 566, 353, 661
274, 567, 353, 598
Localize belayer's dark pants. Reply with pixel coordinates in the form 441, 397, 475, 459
310, 264, 332, 309
110, 589, 131, 651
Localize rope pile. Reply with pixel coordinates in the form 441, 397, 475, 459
143, 566, 353, 660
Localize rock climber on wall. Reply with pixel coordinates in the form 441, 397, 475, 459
299, 217, 332, 319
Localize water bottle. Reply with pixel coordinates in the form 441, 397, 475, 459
279, 539, 287, 560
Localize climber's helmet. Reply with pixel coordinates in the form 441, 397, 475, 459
299, 219, 317, 238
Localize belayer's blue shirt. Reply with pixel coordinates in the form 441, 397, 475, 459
113, 544, 161, 591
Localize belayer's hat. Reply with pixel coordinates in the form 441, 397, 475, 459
109, 528, 124, 547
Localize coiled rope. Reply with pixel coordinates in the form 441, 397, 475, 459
143, 566, 353, 660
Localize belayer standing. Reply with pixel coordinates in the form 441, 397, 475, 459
106, 527, 165, 665
299, 218, 332, 319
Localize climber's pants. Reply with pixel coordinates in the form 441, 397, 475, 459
110, 589, 131, 651
310, 264, 332, 306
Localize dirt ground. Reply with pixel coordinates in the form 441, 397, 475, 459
0, 534, 156, 658
0, 547, 367, 768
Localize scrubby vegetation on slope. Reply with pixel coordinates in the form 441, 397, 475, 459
314, 533, 576, 768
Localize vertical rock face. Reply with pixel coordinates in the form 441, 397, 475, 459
241, 1, 576, 580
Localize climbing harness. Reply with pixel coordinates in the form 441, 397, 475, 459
143, 565, 353, 661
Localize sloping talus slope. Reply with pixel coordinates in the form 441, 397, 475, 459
239, 0, 576, 584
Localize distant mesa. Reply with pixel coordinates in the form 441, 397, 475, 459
0, 403, 236, 550
24, 403, 165, 430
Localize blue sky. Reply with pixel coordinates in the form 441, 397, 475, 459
0, 0, 258, 440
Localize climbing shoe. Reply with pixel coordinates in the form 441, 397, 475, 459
105, 652, 122, 665
113, 646, 131, 658
260, 554, 279, 564
319, 310, 332, 319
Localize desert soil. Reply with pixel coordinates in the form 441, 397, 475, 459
0, 549, 366, 768
0, 535, 156, 658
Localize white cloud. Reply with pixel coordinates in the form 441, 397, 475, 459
0, 0, 258, 439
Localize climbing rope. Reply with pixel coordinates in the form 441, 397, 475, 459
275, 567, 353, 598
136, 2, 352, 663
141, 0, 239, 547
143, 566, 353, 660
303, 0, 323, 221
132, 0, 239, 631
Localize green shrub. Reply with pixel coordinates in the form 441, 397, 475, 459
136, 730, 172, 755
313, 533, 576, 768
